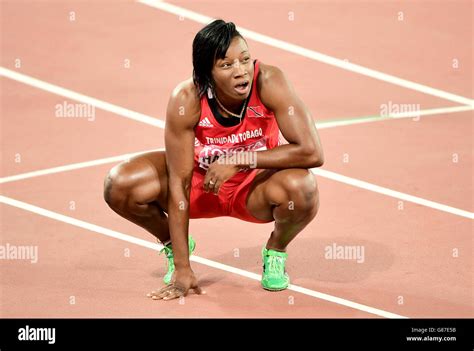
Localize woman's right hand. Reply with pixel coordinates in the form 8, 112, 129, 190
147, 267, 205, 301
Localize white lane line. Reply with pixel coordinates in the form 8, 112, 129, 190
312, 168, 474, 220
317, 105, 474, 129
0, 195, 407, 319
137, 0, 474, 107
387, 105, 473, 118
0, 149, 163, 184
1, 145, 472, 220
1, 69, 471, 218
2, 67, 471, 133
0, 67, 165, 128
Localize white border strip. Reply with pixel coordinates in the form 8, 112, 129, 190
1, 69, 471, 218
317, 105, 474, 129
0, 195, 407, 319
0, 67, 165, 128
0, 149, 163, 184
312, 168, 474, 219
1, 148, 472, 219
2, 68, 471, 133
137, 0, 474, 107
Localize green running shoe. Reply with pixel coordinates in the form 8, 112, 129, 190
160, 236, 196, 285
261, 247, 290, 291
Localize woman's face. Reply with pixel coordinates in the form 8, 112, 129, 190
212, 36, 254, 102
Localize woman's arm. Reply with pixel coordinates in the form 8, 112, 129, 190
230, 64, 324, 170
163, 81, 202, 297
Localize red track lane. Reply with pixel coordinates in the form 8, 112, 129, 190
320, 113, 472, 211
1, 79, 164, 176
172, 0, 472, 97
1, 163, 472, 317
1, 204, 379, 318
1, 1, 462, 123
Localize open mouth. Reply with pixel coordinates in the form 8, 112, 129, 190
234, 80, 250, 95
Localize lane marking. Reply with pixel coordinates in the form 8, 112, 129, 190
0, 195, 407, 319
1, 146, 472, 219
137, 0, 474, 106
311, 169, 473, 219
0, 67, 165, 128
0, 149, 163, 184
2, 67, 471, 132
317, 105, 473, 128
1, 69, 472, 218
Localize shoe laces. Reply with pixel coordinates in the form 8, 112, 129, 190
265, 254, 285, 276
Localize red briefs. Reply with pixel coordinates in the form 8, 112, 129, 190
189, 169, 273, 223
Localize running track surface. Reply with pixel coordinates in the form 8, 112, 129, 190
1, 1, 472, 318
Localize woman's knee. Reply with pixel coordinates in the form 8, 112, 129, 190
105, 156, 166, 211
274, 169, 319, 211
104, 164, 128, 208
